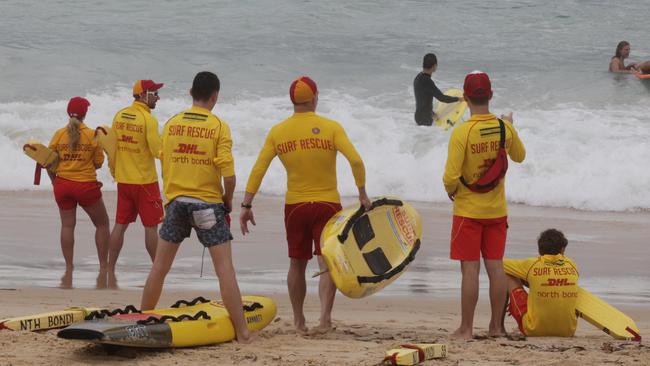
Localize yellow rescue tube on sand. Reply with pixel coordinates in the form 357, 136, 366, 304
434, 88, 467, 130
321, 198, 422, 299
94, 125, 117, 177
57, 296, 277, 348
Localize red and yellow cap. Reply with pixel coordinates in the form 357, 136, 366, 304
67, 96, 90, 119
289, 76, 318, 104
463, 71, 492, 99
133, 79, 164, 95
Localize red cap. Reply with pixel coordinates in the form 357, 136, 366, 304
289, 76, 318, 104
133, 80, 164, 95
67, 97, 90, 119
463, 71, 493, 99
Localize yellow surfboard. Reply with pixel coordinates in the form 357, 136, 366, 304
434, 88, 467, 130
23, 140, 59, 172
0, 307, 104, 331
321, 198, 422, 299
94, 125, 117, 177
58, 296, 277, 348
503, 264, 641, 341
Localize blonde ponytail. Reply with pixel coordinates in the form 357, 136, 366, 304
67, 117, 82, 150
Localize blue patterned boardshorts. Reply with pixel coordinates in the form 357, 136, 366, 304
159, 200, 233, 247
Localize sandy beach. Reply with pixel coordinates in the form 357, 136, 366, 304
1, 191, 649, 365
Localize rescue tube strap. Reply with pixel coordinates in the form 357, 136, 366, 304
337, 198, 403, 243
85, 305, 141, 320
136, 311, 211, 325
460, 119, 506, 191
400, 344, 426, 362
357, 239, 420, 284
170, 296, 211, 308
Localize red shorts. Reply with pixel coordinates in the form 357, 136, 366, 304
284, 202, 342, 260
450, 215, 507, 260
53, 177, 102, 210
508, 287, 529, 334
116, 182, 163, 226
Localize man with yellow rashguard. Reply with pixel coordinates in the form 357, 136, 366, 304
107, 79, 164, 285
240, 76, 371, 335
503, 229, 579, 337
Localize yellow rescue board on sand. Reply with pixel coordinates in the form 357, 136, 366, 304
384, 343, 447, 365
503, 264, 641, 341
95, 125, 117, 177
321, 198, 422, 299
58, 296, 277, 348
434, 88, 467, 130
0, 307, 104, 331
23, 140, 59, 171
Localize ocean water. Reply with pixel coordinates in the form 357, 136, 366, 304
0, 1, 649, 302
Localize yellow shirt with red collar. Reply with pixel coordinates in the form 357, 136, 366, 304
443, 113, 526, 218
245, 111, 365, 204
504, 254, 579, 337
111, 101, 161, 184
48, 123, 104, 182
161, 106, 234, 203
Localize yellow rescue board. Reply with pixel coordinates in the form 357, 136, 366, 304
384, 343, 447, 365
503, 264, 641, 341
434, 88, 467, 130
321, 198, 422, 299
58, 296, 277, 348
0, 307, 104, 331
95, 125, 117, 177
23, 140, 59, 171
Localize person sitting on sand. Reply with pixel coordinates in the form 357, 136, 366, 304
502, 229, 579, 337
47, 97, 110, 289
609, 41, 650, 74
240, 76, 371, 335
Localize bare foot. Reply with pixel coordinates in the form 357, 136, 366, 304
236, 331, 259, 344
59, 270, 73, 289
451, 327, 473, 341
294, 315, 308, 335
96, 270, 107, 289
107, 271, 118, 289
308, 324, 333, 335
295, 324, 309, 335
488, 330, 507, 338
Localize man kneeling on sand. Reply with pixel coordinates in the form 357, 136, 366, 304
502, 229, 579, 337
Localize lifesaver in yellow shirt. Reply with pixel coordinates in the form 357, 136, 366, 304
95, 125, 117, 177
321, 198, 422, 299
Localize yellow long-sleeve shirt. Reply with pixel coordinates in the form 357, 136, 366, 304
48, 123, 103, 182
504, 254, 579, 337
161, 106, 235, 203
246, 112, 365, 204
443, 113, 526, 218
112, 101, 161, 184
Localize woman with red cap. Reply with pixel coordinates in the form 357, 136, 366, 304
47, 97, 110, 288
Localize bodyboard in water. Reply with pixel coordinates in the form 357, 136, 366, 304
433, 88, 467, 130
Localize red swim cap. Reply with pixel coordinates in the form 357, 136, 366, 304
289, 76, 318, 104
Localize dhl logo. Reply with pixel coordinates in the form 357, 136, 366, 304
119, 135, 138, 144
173, 143, 207, 155
541, 278, 576, 287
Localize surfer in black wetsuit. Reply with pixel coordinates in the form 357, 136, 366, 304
413, 53, 462, 126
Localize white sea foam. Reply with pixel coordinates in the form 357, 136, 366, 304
2, 88, 648, 211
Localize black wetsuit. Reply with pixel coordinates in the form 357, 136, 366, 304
413, 72, 459, 126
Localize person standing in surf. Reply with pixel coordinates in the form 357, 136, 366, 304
47, 97, 110, 288
106, 80, 164, 287
140, 71, 254, 343
609, 41, 650, 74
240, 76, 371, 334
442, 71, 526, 340
413, 53, 463, 126
501, 229, 579, 337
